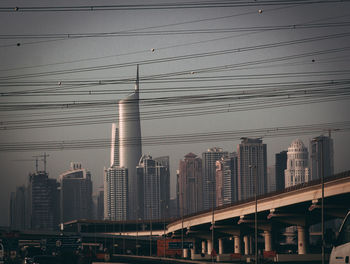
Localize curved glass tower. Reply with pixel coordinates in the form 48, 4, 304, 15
118, 65, 142, 219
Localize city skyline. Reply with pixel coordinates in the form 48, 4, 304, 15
1, 0, 350, 226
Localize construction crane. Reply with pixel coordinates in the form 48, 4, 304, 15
12, 152, 50, 173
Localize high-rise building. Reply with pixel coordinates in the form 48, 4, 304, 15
9, 186, 27, 230
215, 152, 238, 206
104, 167, 128, 220
59, 162, 93, 223
96, 188, 104, 220
28, 171, 60, 230
310, 135, 334, 181
284, 139, 310, 187
275, 151, 287, 191
110, 123, 119, 167
137, 155, 169, 220
237, 138, 267, 201
202, 148, 228, 210
154, 156, 170, 218
169, 197, 179, 218
178, 153, 203, 216
119, 66, 142, 220
267, 165, 276, 193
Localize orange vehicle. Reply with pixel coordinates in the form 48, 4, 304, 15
157, 239, 193, 257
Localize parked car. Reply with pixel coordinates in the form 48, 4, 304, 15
329, 210, 350, 264
24, 255, 60, 264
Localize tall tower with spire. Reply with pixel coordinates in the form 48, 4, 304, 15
118, 65, 142, 220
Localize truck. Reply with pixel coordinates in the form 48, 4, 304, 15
329, 211, 350, 264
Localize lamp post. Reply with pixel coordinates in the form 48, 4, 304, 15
250, 164, 258, 264
180, 191, 184, 257
136, 217, 139, 256
160, 200, 167, 258
312, 136, 325, 264
321, 139, 324, 264
316, 136, 325, 264
149, 206, 153, 257
207, 180, 215, 264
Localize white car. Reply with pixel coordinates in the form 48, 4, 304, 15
0, 242, 4, 264
330, 211, 350, 264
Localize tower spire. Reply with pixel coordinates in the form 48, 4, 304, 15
135, 64, 139, 92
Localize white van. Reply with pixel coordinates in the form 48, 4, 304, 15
330, 211, 350, 264
0, 242, 4, 264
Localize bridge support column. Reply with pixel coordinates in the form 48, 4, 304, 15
207, 239, 213, 255
297, 226, 308, 254
264, 230, 272, 252
234, 235, 241, 254
218, 238, 223, 254
183, 248, 189, 258
201, 240, 206, 254
243, 235, 249, 255
249, 235, 253, 255
190, 248, 195, 257
190, 241, 196, 257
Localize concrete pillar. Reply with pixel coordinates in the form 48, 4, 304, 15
264, 230, 272, 252
201, 241, 206, 254
249, 235, 253, 255
207, 239, 213, 255
297, 226, 308, 254
234, 235, 241, 254
190, 241, 196, 257
243, 235, 249, 255
218, 238, 223, 254
190, 248, 195, 257
183, 248, 188, 258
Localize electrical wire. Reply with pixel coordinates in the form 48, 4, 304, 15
2, 1, 350, 12
1, 121, 349, 151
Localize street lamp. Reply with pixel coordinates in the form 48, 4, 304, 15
164, 204, 168, 258
149, 205, 153, 257
160, 200, 167, 258
313, 136, 325, 264
180, 191, 184, 257
250, 164, 258, 264
207, 180, 215, 264
136, 216, 140, 255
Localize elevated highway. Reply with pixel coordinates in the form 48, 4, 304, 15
167, 171, 350, 260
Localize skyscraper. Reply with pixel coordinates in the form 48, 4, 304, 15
10, 186, 27, 230
119, 65, 142, 220
275, 150, 287, 191
310, 135, 334, 181
136, 155, 169, 220
237, 138, 267, 201
154, 156, 170, 218
110, 123, 119, 167
59, 162, 93, 223
178, 153, 203, 216
96, 188, 104, 220
202, 147, 228, 210
284, 139, 310, 187
104, 166, 128, 220
215, 152, 238, 206
28, 171, 60, 230
267, 165, 276, 193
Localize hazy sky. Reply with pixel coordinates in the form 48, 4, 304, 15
1, 0, 350, 226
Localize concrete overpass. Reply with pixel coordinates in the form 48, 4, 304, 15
166, 170, 350, 261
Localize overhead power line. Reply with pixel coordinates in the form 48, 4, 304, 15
1, 32, 350, 81
2, 22, 350, 39
0, 121, 349, 152
2, 1, 350, 12
1, 80, 349, 129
